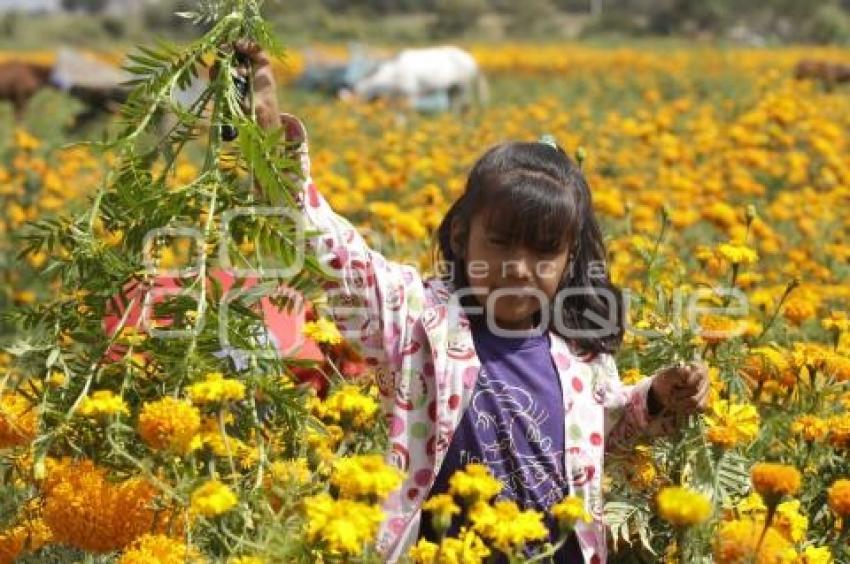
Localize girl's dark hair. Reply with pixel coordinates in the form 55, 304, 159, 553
432, 141, 624, 356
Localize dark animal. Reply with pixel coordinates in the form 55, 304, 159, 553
0, 61, 53, 119
794, 59, 850, 89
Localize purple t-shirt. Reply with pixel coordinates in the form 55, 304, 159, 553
419, 319, 583, 562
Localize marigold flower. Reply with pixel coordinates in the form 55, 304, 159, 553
828, 413, 850, 449
0, 392, 38, 448
269, 458, 312, 486
437, 527, 491, 564
699, 314, 746, 344
302, 318, 343, 345
657, 486, 712, 527
448, 463, 502, 502
550, 496, 592, 530
190, 479, 238, 518
751, 463, 802, 502
313, 384, 379, 428
713, 518, 796, 563
42, 458, 175, 552
408, 538, 439, 563
137, 397, 201, 455
703, 400, 760, 449
468, 499, 548, 554
827, 479, 850, 518
303, 492, 384, 556
798, 545, 832, 564
717, 242, 759, 265
77, 390, 129, 418
0, 518, 52, 562
783, 297, 817, 326
118, 534, 201, 564
330, 454, 404, 501
187, 372, 246, 405
421, 493, 461, 534
790, 415, 828, 443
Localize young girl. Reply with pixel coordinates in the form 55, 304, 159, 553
235, 43, 710, 563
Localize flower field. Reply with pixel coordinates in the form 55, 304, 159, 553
2, 27, 850, 564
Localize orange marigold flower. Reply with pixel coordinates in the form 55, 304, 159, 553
751, 463, 802, 502
790, 415, 828, 443
0, 518, 52, 562
713, 518, 796, 564
827, 479, 850, 518
42, 458, 177, 553
138, 397, 201, 455
828, 413, 850, 449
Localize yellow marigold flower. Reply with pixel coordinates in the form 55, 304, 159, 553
421, 493, 461, 533
624, 445, 658, 488
699, 314, 745, 344
314, 384, 379, 428
187, 372, 246, 405
713, 518, 796, 564
798, 545, 832, 564
42, 458, 176, 552
0, 392, 38, 448
438, 527, 491, 564
620, 368, 645, 385
657, 486, 712, 527
118, 534, 200, 564
468, 499, 548, 554
790, 415, 828, 443
773, 499, 808, 543
408, 538, 439, 563
47, 371, 66, 388
191, 479, 238, 518
269, 458, 312, 486
742, 346, 791, 384
448, 463, 502, 502
827, 479, 850, 517
824, 353, 850, 382
330, 454, 404, 501
751, 463, 802, 502
303, 492, 384, 556
422, 493, 461, 520
717, 242, 759, 265
138, 397, 201, 455
703, 400, 760, 449
302, 318, 343, 345
14, 129, 41, 151
77, 390, 129, 418
550, 496, 592, 530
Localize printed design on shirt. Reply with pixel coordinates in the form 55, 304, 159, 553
461, 367, 567, 507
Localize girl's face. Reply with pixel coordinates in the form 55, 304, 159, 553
452, 212, 571, 331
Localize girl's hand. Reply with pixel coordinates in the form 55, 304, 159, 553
213, 40, 282, 131
648, 361, 710, 417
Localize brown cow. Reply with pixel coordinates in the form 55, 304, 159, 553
0, 61, 53, 119
794, 58, 850, 90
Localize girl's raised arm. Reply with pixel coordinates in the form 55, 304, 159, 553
598, 354, 678, 452
278, 114, 427, 374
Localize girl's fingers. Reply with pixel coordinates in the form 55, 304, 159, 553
233, 40, 271, 68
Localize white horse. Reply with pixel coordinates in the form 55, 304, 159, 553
351, 46, 489, 112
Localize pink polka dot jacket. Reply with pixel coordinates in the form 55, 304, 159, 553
283, 114, 673, 563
